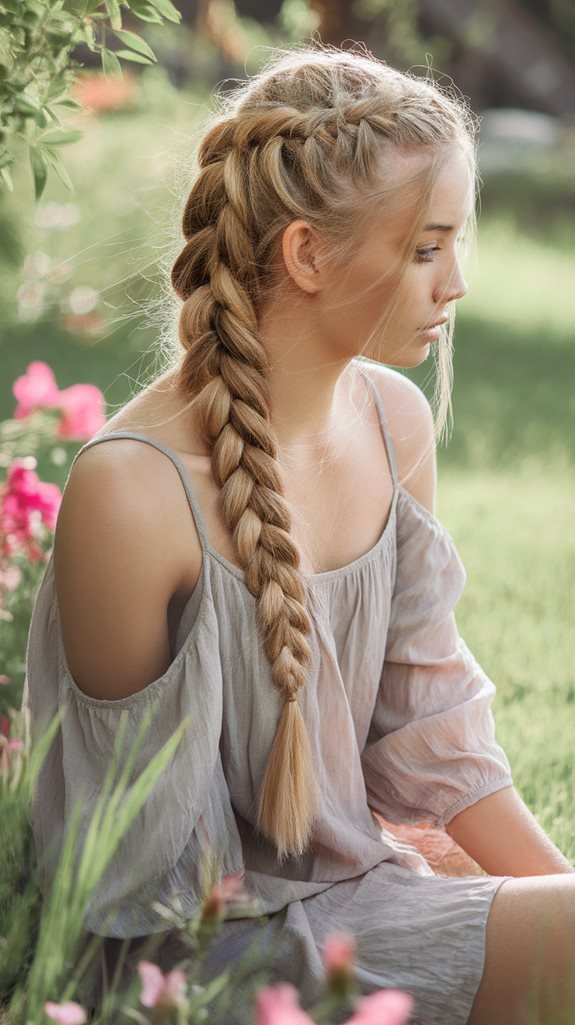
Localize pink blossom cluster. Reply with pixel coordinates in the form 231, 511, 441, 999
252, 932, 414, 1025
41, 927, 413, 1025
132, 929, 413, 1024
256, 985, 413, 1025
12, 360, 105, 439
0, 458, 61, 562
138, 961, 188, 1011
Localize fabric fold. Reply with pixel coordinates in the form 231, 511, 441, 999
361, 487, 513, 827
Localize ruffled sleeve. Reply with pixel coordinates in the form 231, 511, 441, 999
22, 553, 243, 938
361, 488, 513, 827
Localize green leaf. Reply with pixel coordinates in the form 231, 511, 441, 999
78, 20, 97, 51
38, 128, 83, 146
101, 47, 123, 78
43, 105, 63, 127
42, 147, 74, 190
47, 9, 76, 23
30, 149, 48, 201
46, 74, 70, 100
105, 0, 122, 29
127, 0, 164, 24
113, 28, 156, 60
115, 48, 154, 63
14, 95, 41, 116
52, 97, 83, 110
0, 165, 14, 190
147, 0, 181, 23
188, 971, 231, 1012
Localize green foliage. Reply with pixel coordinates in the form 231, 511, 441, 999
0, 0, 181, 198
0, 712, 189, 1019
0, 720, 59, 1003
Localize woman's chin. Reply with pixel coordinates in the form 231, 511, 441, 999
374, 342, 432, 369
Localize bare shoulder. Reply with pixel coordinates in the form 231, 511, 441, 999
353, 360, 436, 511
54, 438, 200, 700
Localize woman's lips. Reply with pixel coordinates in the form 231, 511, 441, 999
418, 315, 449, 340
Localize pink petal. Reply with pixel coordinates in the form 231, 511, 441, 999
44, 1001, 87, 1025
35, 481, 62, 530
137, 961, 165, 1008
346, 989, 414, 1025
13, 362, 60, 418
56, 384, 105, 440
255, 984, 315, 1025
163, 969, 187, 1005
1, 461, 62, 539
0, 565, 22, 591
218, 869, 246, 900
323, 930, 356, 973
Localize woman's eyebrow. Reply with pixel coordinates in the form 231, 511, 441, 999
422, 223, 454, 232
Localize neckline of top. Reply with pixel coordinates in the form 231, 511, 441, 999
208, 484, 399, 585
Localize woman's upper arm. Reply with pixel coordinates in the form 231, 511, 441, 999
54, 443, 190, 701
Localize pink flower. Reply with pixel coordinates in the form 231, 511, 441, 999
201, 869, 249, 923
13, 362, 60, 418
44, 1001, 87, 1025
345, 990, 413, 1025
56, 383, 105, 439
0, 734, 25, 775
0, 564, 22, 591
323, 930, 356, 974
1, 461, 61, 545
12, 361, 105, 440
1, 459, 62, 560
137, 961, 187, 1011
255, 984, 315, 1025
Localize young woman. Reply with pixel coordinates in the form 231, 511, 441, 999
24, 44, 575, 1025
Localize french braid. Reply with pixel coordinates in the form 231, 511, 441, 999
170, 45, 476, 858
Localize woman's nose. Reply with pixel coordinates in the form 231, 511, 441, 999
433, 263, 468, 305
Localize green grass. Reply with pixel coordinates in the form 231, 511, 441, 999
432, 221, 575, 858
437, 470, 575, 858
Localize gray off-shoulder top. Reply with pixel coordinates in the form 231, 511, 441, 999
22, 365, 513, 938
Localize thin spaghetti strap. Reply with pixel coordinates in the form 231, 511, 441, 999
356, 366, 400, 486
71, 431, 211, 552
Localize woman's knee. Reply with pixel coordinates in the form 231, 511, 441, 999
468, 874, 575, 1025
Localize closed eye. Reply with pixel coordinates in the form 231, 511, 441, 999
415, 245, 440, 263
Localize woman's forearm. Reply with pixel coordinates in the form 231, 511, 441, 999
445, 785, 575, 876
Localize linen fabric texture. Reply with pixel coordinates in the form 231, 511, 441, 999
22, 362, 513, 1025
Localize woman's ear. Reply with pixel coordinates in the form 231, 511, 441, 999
280, 220, 324, 294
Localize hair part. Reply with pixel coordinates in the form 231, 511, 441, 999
170, 42, 478, 859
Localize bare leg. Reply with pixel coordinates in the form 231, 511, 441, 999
468, 875, 575, 1025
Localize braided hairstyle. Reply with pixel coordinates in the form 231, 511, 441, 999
170, 44, 476, 859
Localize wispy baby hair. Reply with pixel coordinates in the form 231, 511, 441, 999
170, 42, 476, 859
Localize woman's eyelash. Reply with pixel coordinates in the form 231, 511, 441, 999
415, 245, 440, 263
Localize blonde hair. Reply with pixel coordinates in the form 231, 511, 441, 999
170, 43, 477, 859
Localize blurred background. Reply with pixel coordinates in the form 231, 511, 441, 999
1, 0, 574, 839
1, 0, 574, 463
